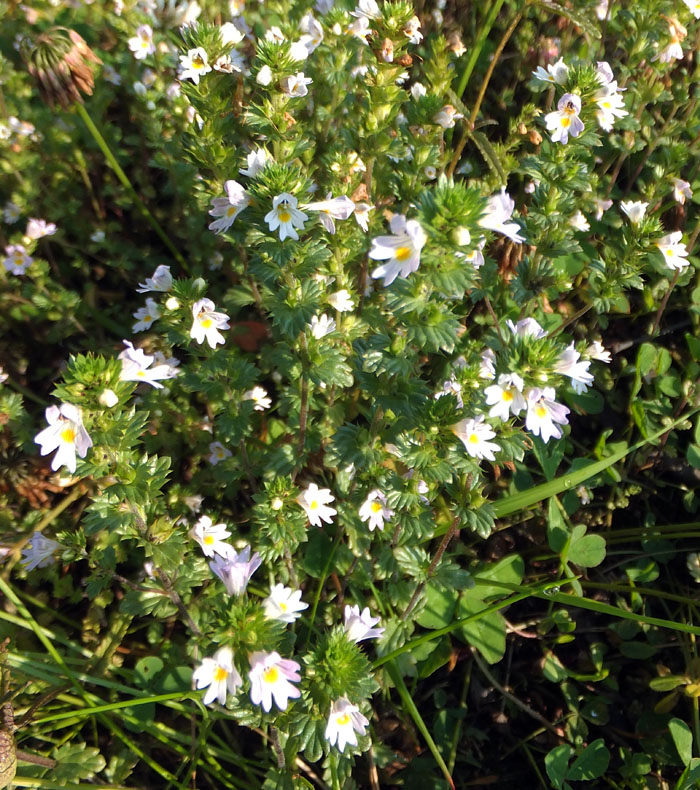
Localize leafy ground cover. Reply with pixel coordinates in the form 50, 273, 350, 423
2, 0, 700, 788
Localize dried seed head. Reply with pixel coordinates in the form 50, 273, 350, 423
22, 28, 102, 109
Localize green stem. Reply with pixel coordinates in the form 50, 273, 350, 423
74, 103, 189, 274
454, 0, 507, 101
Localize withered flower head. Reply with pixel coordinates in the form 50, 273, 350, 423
23, 28, 102, 110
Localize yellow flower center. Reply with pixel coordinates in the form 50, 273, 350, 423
395, 246, 412, 261
309, 499, 319, 510
560, 116, 571, 128
336, 713, 351, 726
536, 405, 547, 418
468, 433, 479, 444
279, 601, 288, 611
213, 667, 228, 682
193, 55, 205, 69
137, 370, 145, 378
60, 427, 76, 443
204, 535, 215, 545
263, 666, 279, 684
200, 318, 213, 329
370, 501, 382, 513
665, 248, 674, 256
502, 390, 514, 402
227, 205, 238, 217
278, 210, 292, 223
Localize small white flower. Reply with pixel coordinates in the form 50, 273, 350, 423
484, 373, 526, 421
411, 82, 427, 100
554, 343, 594, 394
593, 198, 613, 220
656, 231, 689, 271
256, 64, 273, 85
297, 483, 337, 527
128, 24, 156, 60
25, 218, 57, 239
190, 298, 230, 348
179, 47, 212, 84
208, 180, 250, 234
480, 348, 496, 379
132, 297, 161, 332
136, 264, 172, 293
209, 546, 262, 595
525, 387, 570, 443
351, 0, 380, 19
263, 584, 309, 623
3, 201, 21, 224
299, 13, 324, 53
193, 646, 243, 706
325, 698, 369, 752
545, 92, 584, 144
347, 16, 372, 42
280, 72, 313, 97
248, 651, 301, 712
309, 313, 336, 339
506, 317, 546, 338
453, 416, 500, 461
264, 193, 308, 241
620, 200, 648, 224
586, 341, 611, 363
353, 201, 374, 232
118, 340, 172, 388
479, 188, 525, 243
369, 214, 426, 286
91, 229, 106, 243
98, 388, 119, 408
359, 489, 394, 532
654, 18, 686, 63
343, 604, 384, 642
190, 515, 232, 558
569, 210, 590, 232
3, 244, 33, 275
34, 403, 92, 473
594, 82, 628, 131
20, 533, 63, 571
684, 0, 700, 19
220, 21, 245, 46
532, 57, 568, 84
208, 441, 232, 465
435, 378, 464, 408
433, 105, 463, 129
244, 386, 272, 411
103, 65, 122, 85
672, 178, 693, 205
328, 289, 354, 312
303, 195, 355, 234
239, 148, 271, 178
403, 15, 422, 44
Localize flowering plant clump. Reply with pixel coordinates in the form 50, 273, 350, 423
4, 0, 700, 786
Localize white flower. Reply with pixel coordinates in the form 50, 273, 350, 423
594, 82, 628, 131
264, 193, 308, 241
480, 348, 496, 379
20, 533, 63, 571
303, 195, 355, 234
34, 403, 92, 473
244, 386, 271, 411
620, 200, 648, 224
256, 65, 273, 85
351, 0, 380, 19
316, 0, 334, 12
684, 0, 700, 19
299, 13, 324, 53
479, 188, 525, 243
3, 201, 21, 224
297, 483, 337, 527
545, 93, 584, 144
193, 646, 243, 706
672, 178, 693, 205
3, 244, 32, 275
265, 26, 285, 43
532, 57, 568, 84
325, 698, 369, 752
128, 25, 156, 60
593, 198, 613, 220
190, 515, 232, 558
347, 17, 372, 42
248, 651, 301, 712
433, 105, 463, 129
484, 373, 526, 421
136, 264, 172, 293
506, 317, 546, 338
309, 313, 336, 338
280, 72, 313, 97
359, 489, 394, 532
569, 210, 590, 232
554, 343, 594, 393
328, 289, 354, 312
656, 231, 689, 271
118, 340, 172, 388
289, 40, 310, 61
655, 18, 686, 63
435, 378, 464, 408
595, 0, 608, 18
411, 82, 427, 100
263, 584, 309, 623
525, 387, 570, 443
369, 214, 426, 286
230, 0, 245, 15
453, 416, 500, 461
132, 297, 161, 332
98, 388, 119, 408
403, 15, 422, 44
208, 180, 250, 234
91, 229, 106, 243
25, 218, 56, 239
353, 202, 374, 232
209, 546, 262, 595
343, 605, 384, 642
208, 441, 232, 465
586, 341, 611, 363
190, 298, 230, 348
239, 148, 271, 178
220, 21, 245, 46
179, 47, 212, 84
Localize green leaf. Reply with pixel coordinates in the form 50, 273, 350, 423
455, 598, 506, 664
470, 554, 524, 599
545, 744, 574, 790
135, 656, 164, 686
670, 717, 693, 766
649, 675, 687, 691
52, 743, 106, 784
415, 585, 458, 629
568, 529, 606, 568
567, 739, 610, 781
532, 0, 601, 39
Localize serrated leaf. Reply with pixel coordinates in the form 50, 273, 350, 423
533, 0, 601, 39
52, 743, 106, 784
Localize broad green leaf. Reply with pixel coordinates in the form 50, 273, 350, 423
469, 554, 524, 600
547, 497, 568, 553
415, 585, 458, 630
456, 598, 506, 664
567, 739, 610, 780
52, 743, 106, 784
545, 744, 574, 790
568, 531, 606, 568
650, 676, 686, 692
670, 718, 693, 766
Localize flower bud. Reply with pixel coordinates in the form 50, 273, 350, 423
165, 296, 180, 310
99, 388, 119, 408
271, 497, 284, 511
453, 226, 472, 246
